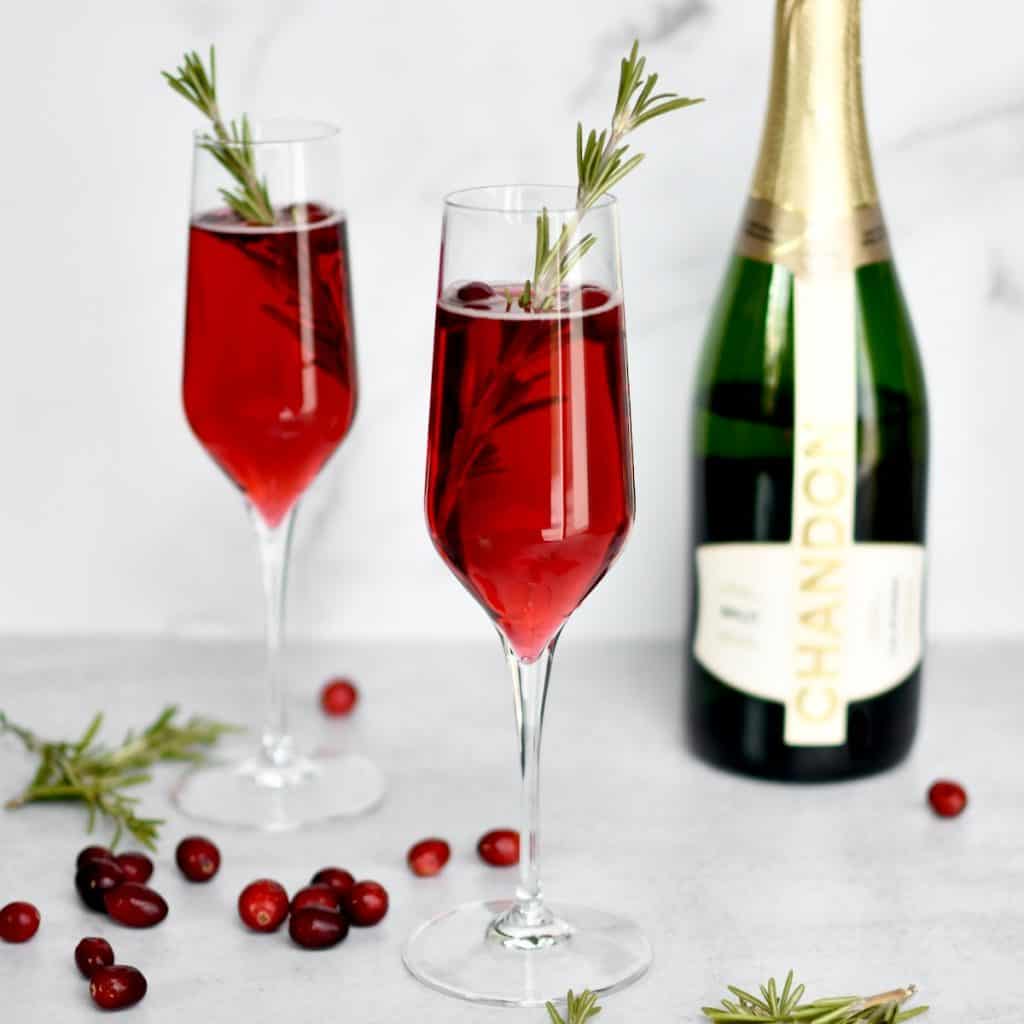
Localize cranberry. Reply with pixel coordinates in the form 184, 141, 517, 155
76, 858, 125, 912
291, 884, 342, 915
104, 883, 168, 928
311, 867, 355, 898
343, 880, 389, 927
929, 779, 968, 818
407, 838, 451, 877
238, 879, 289, 932
76, 846, 113, 871
477, 828, 520, 866
175, 836, 221, 882
579, 284, 610, 310
115, 851, 154, 884
75, 936, 115, 978
320, 678, 359, 717
0, 901, 40, 943
89, 965, 147, 1010
456, 281, 496, 304
289, 907, 349, 949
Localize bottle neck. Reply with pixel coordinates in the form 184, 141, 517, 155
751, 0, 878, 221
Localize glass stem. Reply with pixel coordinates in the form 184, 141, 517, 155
252, 507, 296, 770
504, 635, 557, 926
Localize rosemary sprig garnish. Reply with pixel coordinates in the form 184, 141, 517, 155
522, 41, 702, 311
703, 971, 929, 1023
1, 707, 237, 850
163, 46, 275, 225
546, 989, 602, 1024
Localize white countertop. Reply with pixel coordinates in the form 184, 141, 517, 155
0, 636, 1020, 1021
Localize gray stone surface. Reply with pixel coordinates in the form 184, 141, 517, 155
0, 637, 1020, 1021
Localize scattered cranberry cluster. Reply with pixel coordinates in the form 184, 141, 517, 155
238, 867, 388, 950
405, 828, 520, 877
0, 757, 970, 1013
67, 836, 221, 1007
76, 938, 146, 1011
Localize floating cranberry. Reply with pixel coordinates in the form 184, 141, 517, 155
77, 846, 113, 871
456, 281, 496, 304
89, 965, 147, 1010
929, 779, 968, 818
579, 284, 610, 310
408, 838, 451, 877
291, 884, 342, 915
311, 867, 355, 898
343, 880, 389, 927
238, 879, 289, 932
76, 858, 125, 912
320, 678, 359, 717
0, 901, 40, 943
75, 936, 115, 978
175, 836, 221, 882
478, 828, 520, 866
104, 883, 168, 928
115, 852, 154, 884
289, 907, 349, 949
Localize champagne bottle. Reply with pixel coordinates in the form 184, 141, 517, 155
686, 0, 928, 780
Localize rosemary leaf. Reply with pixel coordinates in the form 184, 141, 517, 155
0, 707, 237, 850
163, 46, 275, 225
522, 40, 702, 311
703, 975, 928, 1024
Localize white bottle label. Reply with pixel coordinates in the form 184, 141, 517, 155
694, 271, 925, 746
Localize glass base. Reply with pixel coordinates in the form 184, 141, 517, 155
403, 899, 652, 1007
171, 750, 384, 831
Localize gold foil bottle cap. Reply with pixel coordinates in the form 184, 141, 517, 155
739, 0, 890, 275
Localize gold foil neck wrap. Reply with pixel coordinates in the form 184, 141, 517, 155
746, 0, 884, 272
738, 197, 891, 275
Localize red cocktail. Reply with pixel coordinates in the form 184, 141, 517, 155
183, 205, 357, 527
426, 283, 633, 660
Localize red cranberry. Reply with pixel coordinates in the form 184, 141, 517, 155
408, 838, 451, 877
76, 858, 125, 912
175, 836, 221, 882
311, 867, 355, 898
238, 879, 289, 932
0, 901, 40, 943
478, 828, 520, 866
579, 284, 610, 310
456, 281, 496, 303
929, 779, 968, 818
115, 851, 154, 884
104, 883, 168, 928
291, 884, 342, 915
89, 965, 147, 1010
75, 936, 115, 978
77, 846, 113, 871
343, 880, 389, 927
289, 907, 349, 949
320, 678, 359, 717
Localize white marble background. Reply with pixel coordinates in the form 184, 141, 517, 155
0, 0, 1020, 643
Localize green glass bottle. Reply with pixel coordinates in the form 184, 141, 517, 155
686, 0, 928, 780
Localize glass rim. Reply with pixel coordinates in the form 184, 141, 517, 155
444, 184, 617, 215
191, 117, 340, 148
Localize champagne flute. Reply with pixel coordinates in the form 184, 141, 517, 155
173, 119, 383, 829
404, 185, 649, 1005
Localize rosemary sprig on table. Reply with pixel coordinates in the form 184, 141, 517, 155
0, 707, 237, 850
163, 46, 275, 225
521, 41, 702, 311
546, 989, 602, 1024
703, 971, 928, 1023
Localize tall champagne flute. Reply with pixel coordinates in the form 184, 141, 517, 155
404, 185, 649, 1005
173, 119, 383, 829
